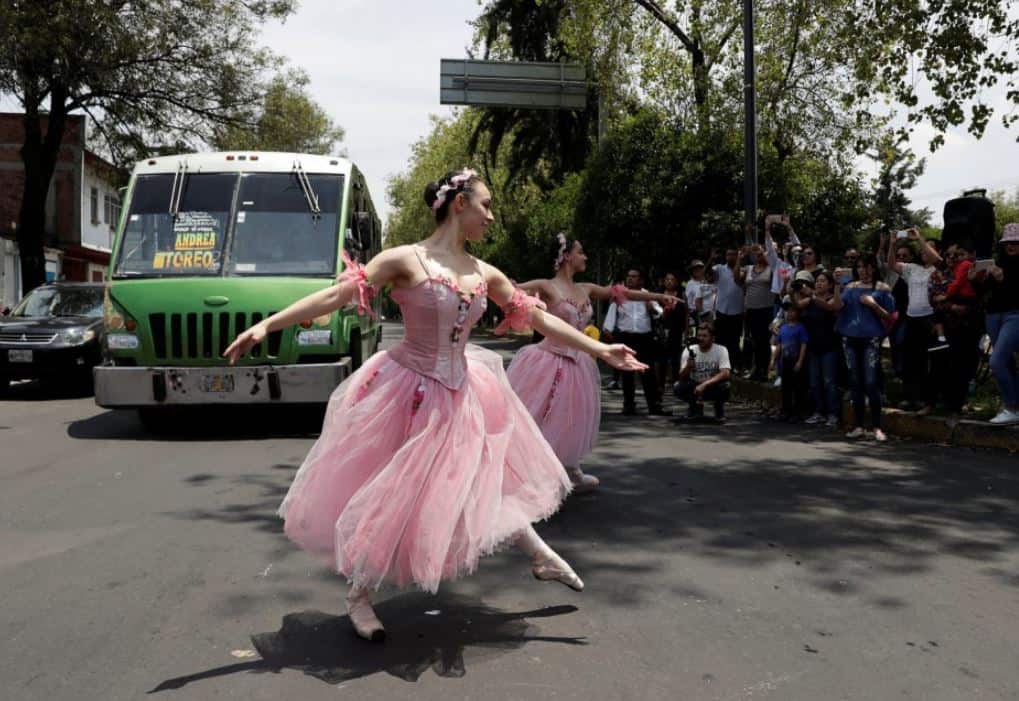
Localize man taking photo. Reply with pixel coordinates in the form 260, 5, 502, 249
673, 322, 732, 423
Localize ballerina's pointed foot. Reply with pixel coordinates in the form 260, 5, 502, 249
532, 555, 584, 592
346, 590, 386, 642
567, 467, 600, 492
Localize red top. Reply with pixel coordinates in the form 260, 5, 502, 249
946, 260, 977, 302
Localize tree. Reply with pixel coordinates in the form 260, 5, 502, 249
867, 133, 929, 230
212, 70, 345, 155
0, 0, 295, 292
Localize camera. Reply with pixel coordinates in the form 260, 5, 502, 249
895, 229, 910, 240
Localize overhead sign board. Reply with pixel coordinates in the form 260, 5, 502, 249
440, 59, 587, 110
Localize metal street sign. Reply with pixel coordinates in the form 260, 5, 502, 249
440, 59, 587, 110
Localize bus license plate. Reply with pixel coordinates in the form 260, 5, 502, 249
8, 350, 32, 363
200, 374, 235, 393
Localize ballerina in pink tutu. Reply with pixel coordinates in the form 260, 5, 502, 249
224, 169, 647, 642
507, 234, 678, 490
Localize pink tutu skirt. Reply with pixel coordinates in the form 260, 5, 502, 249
506, 344, 601, 467
278, 344, 572, 593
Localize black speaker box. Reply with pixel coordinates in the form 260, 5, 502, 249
942, 191, 996, 258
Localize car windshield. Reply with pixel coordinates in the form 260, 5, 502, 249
13, 287, 103, 318
227, 173, 341, 276
114, 172, 235, 277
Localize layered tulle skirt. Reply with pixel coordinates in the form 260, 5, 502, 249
278, 344, 572, 593
506, 344, 601, 468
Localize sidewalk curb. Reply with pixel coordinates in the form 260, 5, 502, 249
731, 378, 1019, 452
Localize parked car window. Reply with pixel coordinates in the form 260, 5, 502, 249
12, 287, 104, 318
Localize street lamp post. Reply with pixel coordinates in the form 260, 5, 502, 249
743, 0, 757, 245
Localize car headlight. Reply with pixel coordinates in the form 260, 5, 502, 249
107, 333, 139, 350
61, 328, 97, 345
297, 329, 332, 346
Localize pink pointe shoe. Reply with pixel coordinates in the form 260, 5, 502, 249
345, 590, 386, 642
566, 467, 600, 492
532, 554, 585, 592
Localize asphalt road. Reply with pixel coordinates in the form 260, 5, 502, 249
2, 321, 1018, 700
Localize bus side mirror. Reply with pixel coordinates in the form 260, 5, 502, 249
353, 212, 371, 250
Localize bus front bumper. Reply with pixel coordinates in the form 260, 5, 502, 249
93, 361, 351, 408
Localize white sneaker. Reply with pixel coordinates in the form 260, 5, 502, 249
845, 427, 866, 439
805, 413, 824, 425
874, 429, 888, 442
826, 415, 840, 427
989, 409, 1019, 426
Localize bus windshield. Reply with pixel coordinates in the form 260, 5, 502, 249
113, 171, 344, 278
228, 173, 341, 276
114, 173, 234, 277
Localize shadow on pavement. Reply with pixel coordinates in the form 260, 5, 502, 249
67, 405, 326, 441
149, 592, 584, 692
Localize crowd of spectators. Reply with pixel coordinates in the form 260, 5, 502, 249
601, 217, 1019, 436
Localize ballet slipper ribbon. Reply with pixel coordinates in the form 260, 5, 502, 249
494, 288, 547, 335
338, 250, 379, 319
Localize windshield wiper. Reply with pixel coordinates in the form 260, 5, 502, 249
168, 160, 188, 219
292, 160, 321, 216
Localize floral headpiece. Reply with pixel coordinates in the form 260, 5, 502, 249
432, 168, 479, 211
553, 232, 569, 270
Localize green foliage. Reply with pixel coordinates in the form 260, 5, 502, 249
212, 70, 345, 155
989, 188, 1019, 235
867, 132, 929, 230
385, 111, 544, 276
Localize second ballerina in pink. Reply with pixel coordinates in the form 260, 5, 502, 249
506, 234, 677, 490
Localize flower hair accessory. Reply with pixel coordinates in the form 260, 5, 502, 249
553, 232, 569, 271
432, 168, 479, 211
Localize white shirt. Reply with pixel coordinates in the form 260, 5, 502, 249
900, 263, 935, 317
603, 295, 662, 334
681, 343, 732, 383
765, 231, 801, 295
685, 279, 715, 316
712, 264, 745, 315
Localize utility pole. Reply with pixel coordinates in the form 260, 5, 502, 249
743, 0, 757, 245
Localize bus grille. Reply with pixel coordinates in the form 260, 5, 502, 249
149, 312, 282, 361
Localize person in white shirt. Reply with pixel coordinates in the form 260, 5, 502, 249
709, 248, 745, 372
685, 260, 714, 328
603, 267, 670, 415
674, 322, 733, 422
886, 227, 943, 414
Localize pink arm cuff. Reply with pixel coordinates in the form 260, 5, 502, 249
494, 288, 547, 335
609, 283, 629, 307
338, 251, 379, 319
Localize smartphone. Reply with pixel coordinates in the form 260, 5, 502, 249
895, 229, 910, 240
973, 259, 995, 273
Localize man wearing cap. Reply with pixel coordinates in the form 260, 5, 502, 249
603, 268, 671, 416
710, 248, 745, 372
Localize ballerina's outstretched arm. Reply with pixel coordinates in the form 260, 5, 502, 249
580, 282, 679, 309
483, 263, 648, 373
223, 248, 406, 364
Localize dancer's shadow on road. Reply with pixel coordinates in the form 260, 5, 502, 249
149, 591, 584, 692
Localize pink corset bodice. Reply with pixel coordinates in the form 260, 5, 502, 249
537, 298, 592, 362
387, 278, 489, 389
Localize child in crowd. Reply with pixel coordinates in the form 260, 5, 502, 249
771, 303, 809, 421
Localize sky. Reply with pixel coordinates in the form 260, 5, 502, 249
3, 0, 1016, 228
262, 0, 1019, 227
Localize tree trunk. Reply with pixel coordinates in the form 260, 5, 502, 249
17, 88, 68, 295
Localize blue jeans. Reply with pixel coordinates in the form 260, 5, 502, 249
986, 311, 1019, 410
843, 336, 883, 429
808, 350, 839, 416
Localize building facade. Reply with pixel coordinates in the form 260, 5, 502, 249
0, 113, 124, 310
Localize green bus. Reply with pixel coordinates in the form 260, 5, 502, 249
94, 152, 382, 422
